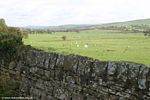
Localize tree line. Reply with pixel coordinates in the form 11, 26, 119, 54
98, 24, 150, 36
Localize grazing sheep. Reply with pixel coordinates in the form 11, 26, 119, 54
84, 44, 88, 48
75, 41, 78, 44
77, 45, 79, 47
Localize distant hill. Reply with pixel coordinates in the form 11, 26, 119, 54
101, 18, 150, 27
48, 24, 94, 31
26, 26, 49, 29
26, 24, 94, 31
25, 18, 150, 30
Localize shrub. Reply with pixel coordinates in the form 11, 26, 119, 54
143, 30, 150, 36
0, 33, 23, 60
0, 19, 23, 58
62, 35, 66, 41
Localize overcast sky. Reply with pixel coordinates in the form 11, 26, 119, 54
0, 0, 150, 26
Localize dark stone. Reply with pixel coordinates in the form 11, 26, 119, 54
1, 47, 150, 100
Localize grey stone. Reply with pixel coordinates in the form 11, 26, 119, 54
1, 47, 150, 100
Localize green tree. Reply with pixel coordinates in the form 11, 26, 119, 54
0, 18, 8, 33
62, 35, 67, 41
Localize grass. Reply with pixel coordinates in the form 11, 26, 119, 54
23, 29, 150, 65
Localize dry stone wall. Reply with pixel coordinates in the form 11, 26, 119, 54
0, 47, 150, 100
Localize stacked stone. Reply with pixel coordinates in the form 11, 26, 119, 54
1, 48, 150, 100
17, 49, 150, 100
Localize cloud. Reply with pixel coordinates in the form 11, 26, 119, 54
0, 0, 150, 26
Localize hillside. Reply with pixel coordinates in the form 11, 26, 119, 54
25, 18, 150, 31
101, 18, 150, 27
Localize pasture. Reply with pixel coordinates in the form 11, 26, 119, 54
23, 29, 150, 65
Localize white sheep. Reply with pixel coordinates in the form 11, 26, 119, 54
84, 44, 88, 48
75, 41, 78, 44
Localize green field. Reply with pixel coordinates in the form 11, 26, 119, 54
23, 29, 150, 65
